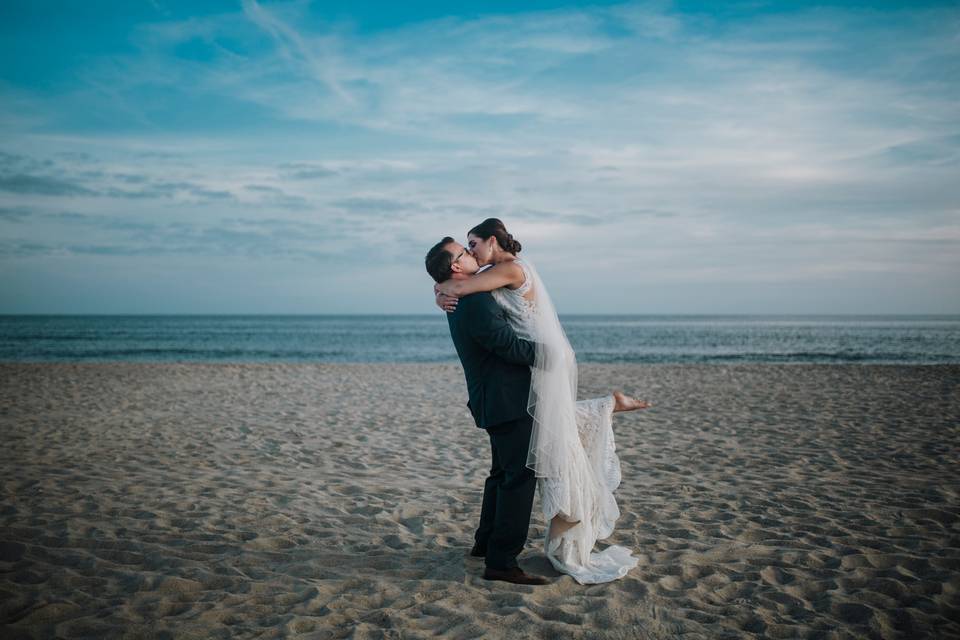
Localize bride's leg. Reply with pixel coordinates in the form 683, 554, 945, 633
542, 477, 580, 549
613, 390, 650, 412
546, 513, 580, 562
550, 514, 580, 539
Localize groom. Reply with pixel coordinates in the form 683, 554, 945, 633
425, 237, 548, 586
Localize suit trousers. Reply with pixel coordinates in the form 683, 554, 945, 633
474, 415, 537, 570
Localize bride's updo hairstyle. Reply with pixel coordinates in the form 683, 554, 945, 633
469, 218, 522, 255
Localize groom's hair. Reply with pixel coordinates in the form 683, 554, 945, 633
425, 237, 455, 283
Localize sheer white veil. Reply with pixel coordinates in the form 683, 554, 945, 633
522, 259, 581, 479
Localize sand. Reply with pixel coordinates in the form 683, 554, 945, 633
0, 362, 958, 639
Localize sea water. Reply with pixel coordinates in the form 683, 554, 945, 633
2, 315, 958, 364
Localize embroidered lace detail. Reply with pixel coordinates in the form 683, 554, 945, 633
490, 260, 536, 340
514, 259, 533, 296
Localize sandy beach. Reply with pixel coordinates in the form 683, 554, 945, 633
0, 362, 957, 639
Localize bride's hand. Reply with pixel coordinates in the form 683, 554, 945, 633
435, 289, 458, 313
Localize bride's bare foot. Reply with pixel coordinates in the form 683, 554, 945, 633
613, 391, 651, 412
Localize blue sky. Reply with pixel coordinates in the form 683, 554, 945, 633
1, 0, 957, 314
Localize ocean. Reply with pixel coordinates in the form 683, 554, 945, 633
1, 315, 959, 364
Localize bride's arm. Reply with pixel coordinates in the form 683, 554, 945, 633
435, 262, 524, 298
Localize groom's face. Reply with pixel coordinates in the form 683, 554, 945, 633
446, 241, 480, 276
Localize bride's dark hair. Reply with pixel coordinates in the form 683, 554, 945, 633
469, 218, 522, 254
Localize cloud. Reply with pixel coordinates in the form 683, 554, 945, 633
0, 173, 95, 196
0, 209, 376, 263
114, 172, 151, 184
0, 240, 59, 257
54, 151, 98, 163
0, 151, 247, 202
66, 243, 161, 256
868, 134, 960, 168
46, 211, 91, 221
0, 206, 32, 222
278, 162, 338, 179
189, 187, 234, 200
240, 0, 354, 104
502, 208, 606, 226
330, 197, 414, 214
0, 151, 32, 170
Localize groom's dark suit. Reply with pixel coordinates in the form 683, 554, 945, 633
447, 290, 537, 571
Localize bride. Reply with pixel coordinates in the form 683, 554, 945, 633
435, 218, 649, 584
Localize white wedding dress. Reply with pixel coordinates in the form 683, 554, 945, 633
490, 259, 638, 584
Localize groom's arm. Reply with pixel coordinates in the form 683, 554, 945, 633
458, 292, 537, 366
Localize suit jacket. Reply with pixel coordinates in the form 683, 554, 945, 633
446, 290, 537, 430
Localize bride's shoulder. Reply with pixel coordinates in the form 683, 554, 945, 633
512, 258, 533, 280
493, 259, 532, 293
491, 260, 525, 280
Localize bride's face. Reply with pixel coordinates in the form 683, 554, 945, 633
467, 233, 495, 266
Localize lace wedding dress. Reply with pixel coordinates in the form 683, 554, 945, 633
491, 259, 638, 584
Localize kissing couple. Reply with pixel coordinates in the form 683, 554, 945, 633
425, 218, 650, 585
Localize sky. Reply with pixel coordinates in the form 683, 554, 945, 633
0, 0, 958, 314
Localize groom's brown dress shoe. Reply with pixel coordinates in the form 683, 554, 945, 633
482, 567, 549, 585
